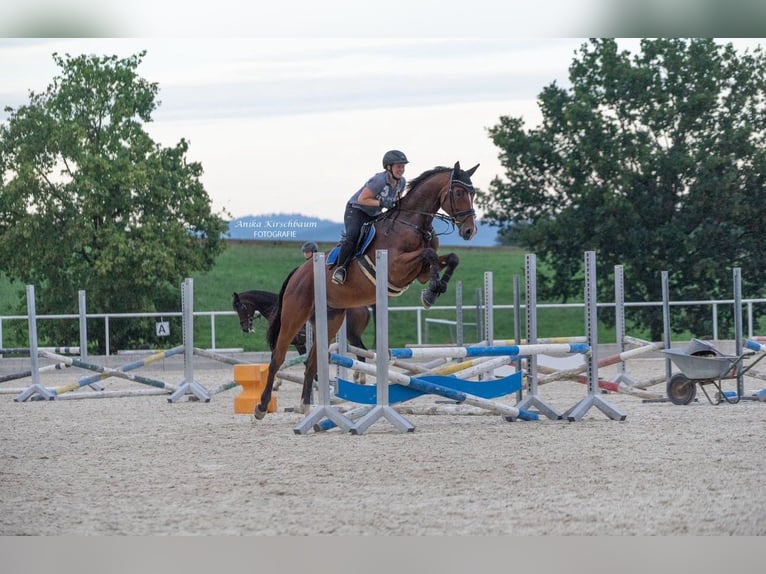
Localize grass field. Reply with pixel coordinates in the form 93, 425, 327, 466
0, 240, 619, 351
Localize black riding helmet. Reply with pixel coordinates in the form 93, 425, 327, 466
301, 241, 318, 253
382, 150, 409, 169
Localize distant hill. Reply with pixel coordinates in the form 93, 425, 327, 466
227, 213, 501, 247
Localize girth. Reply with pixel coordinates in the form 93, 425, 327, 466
356, 254, 409, 297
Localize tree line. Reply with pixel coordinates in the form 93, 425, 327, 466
2, 39, 764, 349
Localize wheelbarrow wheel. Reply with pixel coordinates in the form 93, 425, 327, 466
667, 373, 697, 405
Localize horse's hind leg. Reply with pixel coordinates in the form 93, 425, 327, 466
257, 336, 291, 419
348, 307, 370, 384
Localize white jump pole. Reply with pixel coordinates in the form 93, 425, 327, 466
293, 251, 354, 434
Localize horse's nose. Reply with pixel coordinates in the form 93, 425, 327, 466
461, 225, 476, 240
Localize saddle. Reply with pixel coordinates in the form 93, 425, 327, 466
327, 223, 408, 297
327, 222, 375, 266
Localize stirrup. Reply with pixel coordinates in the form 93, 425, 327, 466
331, 266, 347, 285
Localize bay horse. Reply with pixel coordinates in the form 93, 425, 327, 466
255, 161, 479, 419
232, 289, 374, 382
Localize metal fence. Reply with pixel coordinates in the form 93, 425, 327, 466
3, 298, 766, 356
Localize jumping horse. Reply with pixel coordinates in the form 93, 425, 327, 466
256, 161, 479, 419
232, 289, 374, 382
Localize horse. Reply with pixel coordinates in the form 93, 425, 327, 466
255, 161, 479, 419
232, 289, 374, 383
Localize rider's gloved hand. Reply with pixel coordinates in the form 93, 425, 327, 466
380, 195, 396, 209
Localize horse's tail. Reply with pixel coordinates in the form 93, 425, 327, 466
267, 267, 298, 351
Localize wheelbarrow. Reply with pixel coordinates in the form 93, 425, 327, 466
662, 339, 765, 405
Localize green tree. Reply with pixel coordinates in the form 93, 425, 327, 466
0, 51, 228, 352
479, 38, 766, 340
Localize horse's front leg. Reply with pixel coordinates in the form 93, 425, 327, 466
419, 250, 459, 309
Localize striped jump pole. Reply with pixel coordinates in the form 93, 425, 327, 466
0, 361, 70, 385
0, 347, 80, 356
14, 350, 178, 402
50, 346, 184, 397
48, 388, 172, 400
346, 344, 512, 379
345, 344, 431, 375
193, 347, 252, 366
427, 355, 513, 378
538, 340, 663, 386
331, 354, 538, 422
490, 337, 588, 345
316, 355, 525, 432
389, 343, 589, 361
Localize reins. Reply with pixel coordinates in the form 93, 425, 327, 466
379, 169, 476, 241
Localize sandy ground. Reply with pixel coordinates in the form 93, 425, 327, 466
1, 349, 765, 536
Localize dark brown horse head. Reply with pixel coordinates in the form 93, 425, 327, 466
232, 292, 254, 333
444, 161, 479, 240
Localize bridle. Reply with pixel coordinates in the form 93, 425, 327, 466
378, 168, 476, 242
441, 169, 477, 226
235, 299, 257, 333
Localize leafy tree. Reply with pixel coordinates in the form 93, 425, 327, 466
479, 38, 766, 340
0, 51, 228, 352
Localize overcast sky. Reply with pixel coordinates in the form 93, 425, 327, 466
1, 35, 763, 222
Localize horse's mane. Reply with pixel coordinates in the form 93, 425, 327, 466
406, 166, 451, 192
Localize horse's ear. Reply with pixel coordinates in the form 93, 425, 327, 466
466, 163, 480, 177
233, 292, 239, 302
453, 161, 461, 172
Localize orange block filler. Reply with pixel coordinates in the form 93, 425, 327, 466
233, 364, 277, 414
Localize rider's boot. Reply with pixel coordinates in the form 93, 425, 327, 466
332, 241, 354, 285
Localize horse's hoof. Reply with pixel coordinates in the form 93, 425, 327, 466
253, 405, 267, 420
421, 289, 436, 309
295, 403, 310, 414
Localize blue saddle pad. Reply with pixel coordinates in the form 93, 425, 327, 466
327, 226, 376, 265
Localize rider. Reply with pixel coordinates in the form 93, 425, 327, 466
301, 241, 318, 260
331, 149, 408, 285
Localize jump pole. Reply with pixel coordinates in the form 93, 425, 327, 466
33, 350, 178, 391
537, 340, 663, 385
49, 346, 184, 397
331, 354, 538, 422
293, 251, 354, 434
389, 343, 589, 360
0, 361, 70, 385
